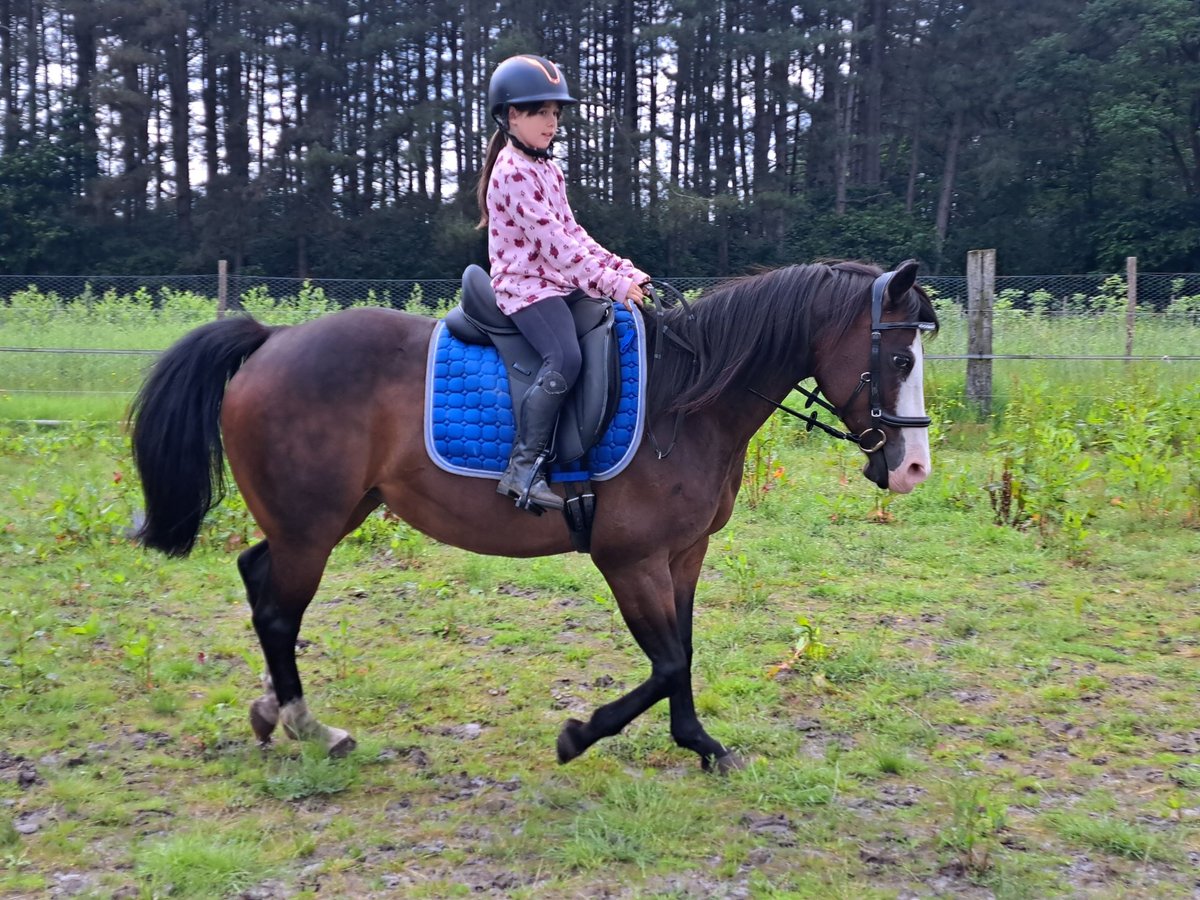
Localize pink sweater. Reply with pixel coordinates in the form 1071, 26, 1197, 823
487, 144, 648, 315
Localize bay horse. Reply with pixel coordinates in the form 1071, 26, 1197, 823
130, 260, 937, 773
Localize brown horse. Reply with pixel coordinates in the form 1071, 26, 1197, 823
130, 260, 937, 772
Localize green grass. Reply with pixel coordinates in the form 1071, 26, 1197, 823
258, 744, 362, 801
134, 830, 276, 898
0, 430, 1186, 896
1045, 811, 1181, 863
0, 284, 452, 422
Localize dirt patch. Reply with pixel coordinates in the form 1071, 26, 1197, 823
0, 749, 42, 789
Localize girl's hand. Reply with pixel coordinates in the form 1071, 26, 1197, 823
622, 282, 645, 310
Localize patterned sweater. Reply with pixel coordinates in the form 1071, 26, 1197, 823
487, 143, 648, 315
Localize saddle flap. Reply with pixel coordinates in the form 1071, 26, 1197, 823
557, 310, 618, 462
444, 306, 490, 345
570, 296, 610, 336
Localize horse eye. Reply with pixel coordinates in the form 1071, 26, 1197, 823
892, 354, 912, 371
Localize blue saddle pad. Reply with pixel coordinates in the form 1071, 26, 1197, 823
424, 305, 645, 482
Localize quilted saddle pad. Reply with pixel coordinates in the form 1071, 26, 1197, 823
424, 304, 645, 482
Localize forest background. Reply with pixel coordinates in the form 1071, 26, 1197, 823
0, 0, 1197, 281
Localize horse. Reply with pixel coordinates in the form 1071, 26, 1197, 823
129, 259, 938, 773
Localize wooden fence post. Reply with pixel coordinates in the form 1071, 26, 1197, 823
966, 249, 995, 417
1125, 256, 1137, 360
217, 259, 228, 319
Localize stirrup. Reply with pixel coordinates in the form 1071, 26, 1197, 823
499, 478, 545, 515
515, 487, 549, 516
497, 470, 555, 515
518, 471, 562, 513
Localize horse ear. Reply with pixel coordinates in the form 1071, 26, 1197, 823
887, 259, 920, 302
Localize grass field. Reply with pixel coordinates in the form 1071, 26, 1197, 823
0, 288, 1198, 897
0, 398, 1197, 897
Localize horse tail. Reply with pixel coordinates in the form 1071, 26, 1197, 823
129, 316, 275, 557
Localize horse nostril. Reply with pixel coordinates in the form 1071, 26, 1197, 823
908, 461, 930, 482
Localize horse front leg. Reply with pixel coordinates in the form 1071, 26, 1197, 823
668, 538, 744, 773
238, 540, 355, 757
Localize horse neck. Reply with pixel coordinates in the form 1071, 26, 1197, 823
712, 361, 814, 447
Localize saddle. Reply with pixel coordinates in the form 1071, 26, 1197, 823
444, 265, 621, 464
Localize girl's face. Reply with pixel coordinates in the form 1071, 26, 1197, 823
507, 102, 562, 152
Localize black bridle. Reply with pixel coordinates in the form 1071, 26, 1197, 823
749, 268, 935, 454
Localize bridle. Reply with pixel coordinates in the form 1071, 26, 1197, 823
748, 268, 935, 454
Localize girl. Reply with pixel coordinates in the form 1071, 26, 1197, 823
477, 54, 649, 513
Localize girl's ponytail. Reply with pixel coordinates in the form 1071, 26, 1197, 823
476, 129, 508, 229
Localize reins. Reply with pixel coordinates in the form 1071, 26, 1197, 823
747, 382, 886, 453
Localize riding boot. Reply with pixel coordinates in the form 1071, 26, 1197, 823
497, 374, 567, 513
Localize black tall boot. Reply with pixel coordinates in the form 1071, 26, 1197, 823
497, 374, 567, 512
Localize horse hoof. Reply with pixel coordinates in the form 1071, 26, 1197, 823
249, 695, 279, 744
327, 733, 357, 758
709, 751, 746, 775
556, 718, 586, 764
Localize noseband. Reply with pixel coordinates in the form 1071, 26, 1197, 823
750, 268, 935, 454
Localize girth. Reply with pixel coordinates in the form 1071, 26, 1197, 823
444, 264, 621, 465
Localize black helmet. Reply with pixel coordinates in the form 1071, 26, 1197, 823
487, 55, 578, 126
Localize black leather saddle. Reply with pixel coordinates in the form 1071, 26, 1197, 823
444, 265, 621, 465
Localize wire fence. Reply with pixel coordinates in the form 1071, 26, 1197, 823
1, 269, 1198, 422
3, 270, 1200, 313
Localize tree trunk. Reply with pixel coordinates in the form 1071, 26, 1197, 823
23, 0, 38, 133
935, 107, 964, 266
225, 0, 250, 184
165, 11, 192, 234
860, 0, 886, 187
905, 120, 922, 214
362, 30, 377, 210
834, 72, 855, 216
69, 1, 99, 190
201, 0, 220, 184
717, 0, 737, 196
611, 0, 634, 209
669, 17, 689, 189
1, 0, 17, 152
647, 13, 659, 210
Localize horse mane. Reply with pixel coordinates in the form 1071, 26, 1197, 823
645, 261, 937, 417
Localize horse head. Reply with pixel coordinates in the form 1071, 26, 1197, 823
812, 260, 938, 494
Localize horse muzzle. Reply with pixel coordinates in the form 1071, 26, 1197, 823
861, 428, 931, 493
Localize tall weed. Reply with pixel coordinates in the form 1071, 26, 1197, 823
1099, 389, 1175, 515
987, 380, 1094, 552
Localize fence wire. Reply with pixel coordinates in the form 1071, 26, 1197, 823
3, 271, 1200, 314
2, 271, 1198, 421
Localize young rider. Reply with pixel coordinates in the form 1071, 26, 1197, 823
477, 54, 649, 513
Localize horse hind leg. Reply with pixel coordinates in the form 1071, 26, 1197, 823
239, 543, 281, 744
249, 674, 281, 745
237, 538, 355, 757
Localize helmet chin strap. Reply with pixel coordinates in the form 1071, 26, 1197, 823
508, 133, 554, 160
494, 111, 554, 160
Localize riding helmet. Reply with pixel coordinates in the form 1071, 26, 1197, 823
487, 55, 578, 127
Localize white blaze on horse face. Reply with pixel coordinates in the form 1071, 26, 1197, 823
889, 333, 931, 493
